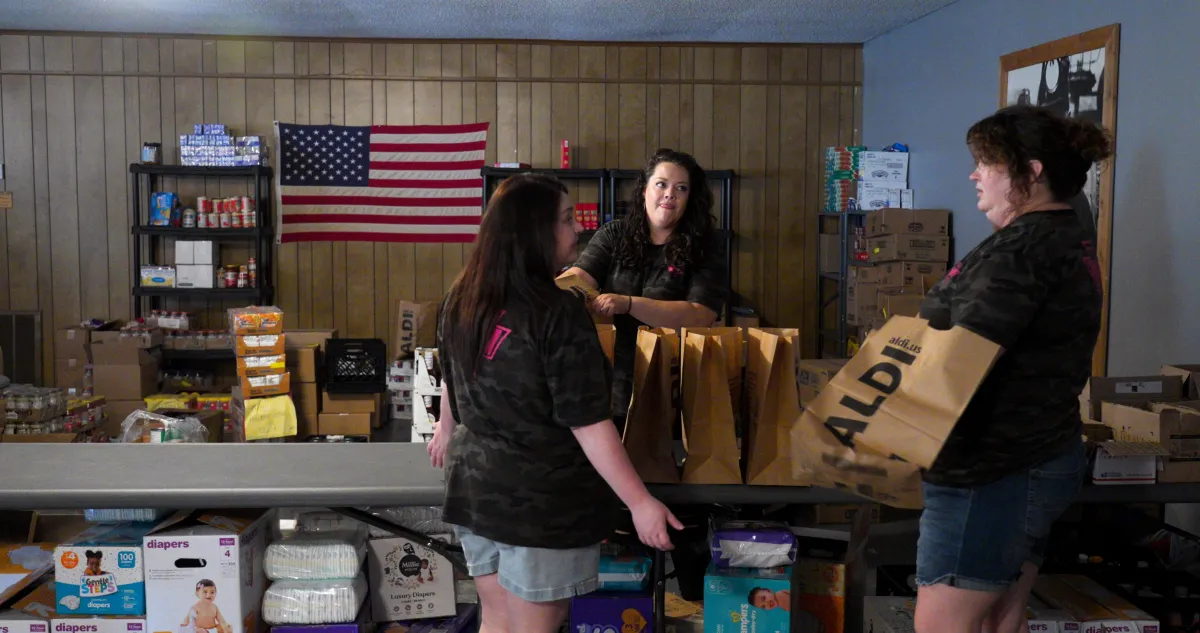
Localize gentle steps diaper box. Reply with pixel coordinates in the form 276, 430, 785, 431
55, 524, 159, 616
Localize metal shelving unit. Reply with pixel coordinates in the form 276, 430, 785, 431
480, 167, 607, 213
816, 210, 867, 357
129, 163, 275, 320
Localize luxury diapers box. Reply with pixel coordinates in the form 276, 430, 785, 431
142, 511, 270, 633
55, 523, 158, 616
366, 536, 455, 622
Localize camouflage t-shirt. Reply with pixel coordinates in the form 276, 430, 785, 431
920, 209, 1102, 487
574, 220, 728, 417
438, 289, 618, 549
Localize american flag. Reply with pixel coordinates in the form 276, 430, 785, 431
274, 122, 489, 243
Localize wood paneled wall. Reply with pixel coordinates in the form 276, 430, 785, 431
0, 34, 861, 383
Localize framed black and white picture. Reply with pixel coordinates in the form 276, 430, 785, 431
1000, 24, 1120, 376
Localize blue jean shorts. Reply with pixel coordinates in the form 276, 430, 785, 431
453, 525, 601, 603
917, 441, 1086, 592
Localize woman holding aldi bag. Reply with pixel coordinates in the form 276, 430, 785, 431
913, 105, 1112, 633
426, 173, 681, 633
562, 149, 728, 430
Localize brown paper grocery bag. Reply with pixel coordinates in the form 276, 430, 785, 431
680, 328, 743, 484
392, 300, 439, 360
623, 327, 681, 483
791, 316, 1002, 508
596, 324, 616, 366
745, 328, 812, 486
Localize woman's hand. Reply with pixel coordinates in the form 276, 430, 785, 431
591, 293, 632, 317
427, 422, 453, 469
629, 497, 684, 551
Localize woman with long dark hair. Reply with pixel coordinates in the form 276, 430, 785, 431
426, 173, 681, 633
913, 105, 1112, 633
562, 148, 728, 428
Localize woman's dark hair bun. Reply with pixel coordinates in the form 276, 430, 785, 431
1069, 118, 1114, 164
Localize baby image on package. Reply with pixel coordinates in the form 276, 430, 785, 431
179, 579, 232, 633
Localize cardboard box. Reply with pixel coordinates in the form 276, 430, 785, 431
0, 543, 55, 605
859, 151, 909, 183
1091, 442, 1167, 485
703, 563, 790, 633
813, 504, 880, 525
862, 596, 916, 633
867, 234, 950, 263
1055, 575, 1158, 632
366, 536, 456, 622
1033, 575, 1142, 633
235, 334, 285, 357
4, 578, 57, 630
174, 241, 216, 266
235, 353, 286, 379
90, 333, 163, 366
569, 593, 652, 633
103, 401, 145, 437
795, 558, 846, 633
55, 328, 91, 361
284, 330, 337, 352
318, 413, 372, 437
1159, 460, 1200, 483
1026, 594, 1077, 633
174, 241, 194, 265
175, 265, 214, 289
796, 359, 847, 392
54, 523, 159, 616
877, 289, 925, 320
865, 209, 950, 238
819, 234, 842, 274
1161, 364, 1200, 400
238, 372, 290, 398
291, 382, 319, 414
56, 359, 89, 394
92, 365, 158, 401
1101, 401, 1200, 459
323, 392, 379, 415
285, 346, 319, 383
1085, 374, 1184, 423
846, 281, 879, 326
143, 511, 269, 633
853, 261, 947, 291
855, 181, 898, 211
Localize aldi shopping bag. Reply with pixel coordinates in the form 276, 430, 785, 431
745, 328, 812, 486
623, 327, 681, 483
790, 316, 1002, 507
680, 328, 743, 484
391, 300, 439, 360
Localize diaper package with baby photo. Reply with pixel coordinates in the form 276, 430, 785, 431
703, 563, 792, 633
55, 523, 159, 616
568, 592, 652, 633
142, 511, 270, 633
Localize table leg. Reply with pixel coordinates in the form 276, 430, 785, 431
653, 549, 666, 633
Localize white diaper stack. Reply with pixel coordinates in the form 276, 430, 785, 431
260, 575, 369, 625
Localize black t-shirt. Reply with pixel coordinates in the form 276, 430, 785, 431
919, 209, 1102, 487
573, 220, 728, 415
438, 288, 618, 549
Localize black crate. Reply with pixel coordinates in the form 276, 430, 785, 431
326, 338, 387, 394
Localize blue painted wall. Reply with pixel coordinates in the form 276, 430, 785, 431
863, 0, 1200, 375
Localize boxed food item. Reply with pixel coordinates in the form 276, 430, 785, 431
139, 267, 175, 288
865, 209, 949, 237
142, 511, 270, 633
54, 523, 159, 616
236, 335, 286, 358
703, 563, 790, 633
238, 373, 290, 399
366, 536, 456, 622
568, 593, 651, 633
228, 307, 284, 336
866, 234, 950, 263
859, 151, 909, 184
236, 354, 286, 379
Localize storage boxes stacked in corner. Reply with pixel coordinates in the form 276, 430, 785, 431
856, 150, 912, 211
849, 208, 951, 331
411, 348, 442, 443
229, 306, 297, 442
179, 123, 266, 167
91, 326, 164, 436
318, 337, 387, 441
55, 326, 94, 397
286, 329, 337, 440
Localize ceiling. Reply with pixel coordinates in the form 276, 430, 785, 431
0, 0, 958, 43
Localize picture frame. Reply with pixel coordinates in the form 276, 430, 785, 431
1000, 24, 1120, 377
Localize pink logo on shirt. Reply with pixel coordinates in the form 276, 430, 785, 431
945, 262, 963, 280
484, 311, 511, 360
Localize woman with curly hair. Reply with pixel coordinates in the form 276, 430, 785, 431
913, 105, 1112, 633
562, 149, 728, 429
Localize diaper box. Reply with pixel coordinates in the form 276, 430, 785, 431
142, 511, 270, 633
6, 581, 145, 633
366, 536, 455, 622
0, 543, 55, 604
703, 564, 791, 633
50, 619, 146, 633
55, 523, 159, 615
568, 592, 652, 633
0, 611, 48, 633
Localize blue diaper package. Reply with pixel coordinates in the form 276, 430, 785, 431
54, 522, 158, 616
597, 555, 652, 592
710, 521, 798, 568
703, 563, 791, 633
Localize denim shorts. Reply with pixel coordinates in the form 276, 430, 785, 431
916, 441, 1086, 592
453, 525, 601, 603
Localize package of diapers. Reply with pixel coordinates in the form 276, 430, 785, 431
261, 575, 369, 625
264, 530, 367, 581
710, 521, 798, 569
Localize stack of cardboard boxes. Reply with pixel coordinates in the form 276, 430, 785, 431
54, 327, 92, 396
229, 307, 296, 441
318, 390, 381, 440
847, 208, 951, 332
285, 329, 336, 439
90, 329, 163, 435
